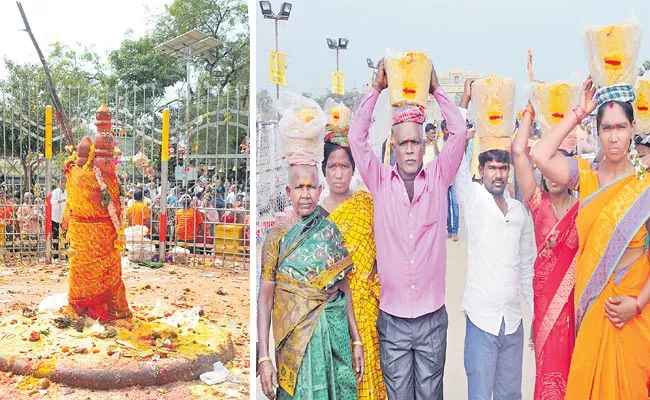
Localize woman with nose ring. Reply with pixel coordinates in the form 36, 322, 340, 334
317, 105, 386, 400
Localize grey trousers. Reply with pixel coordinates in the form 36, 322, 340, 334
377, 306, 448, 400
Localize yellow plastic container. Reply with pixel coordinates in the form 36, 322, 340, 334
532, 82, 578, 136
385, 51, 432, 107
635, 79, 650, 135
585, 22, 641, 87
214, 224, 245, 254
327, 105, 351, 126
472, 75, 515, 139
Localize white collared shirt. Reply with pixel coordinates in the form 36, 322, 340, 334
454, 149, 535, 337
50, 188, 66, 223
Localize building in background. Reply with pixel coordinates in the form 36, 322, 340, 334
426, 68, 484, 124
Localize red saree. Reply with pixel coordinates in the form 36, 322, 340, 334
527, 186, 579, 400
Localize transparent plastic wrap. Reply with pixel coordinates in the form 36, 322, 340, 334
584, 17, 641, 87
384, 49, 432, 107
471, 75, 516, 147
529, 81, 579, 136
324, 98, 352, 127
275, 91, 326, 160
634, 79, 650, 135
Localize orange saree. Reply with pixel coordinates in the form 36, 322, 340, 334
64, 161, 131, 322
566, 157, 650, 400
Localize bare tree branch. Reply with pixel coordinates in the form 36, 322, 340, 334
16, 1, 75, 148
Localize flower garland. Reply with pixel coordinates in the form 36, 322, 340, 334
629, 141, 648, 180
83, 144, 96, 171
93, 166, 126, 250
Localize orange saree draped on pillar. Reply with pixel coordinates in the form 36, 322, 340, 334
566, 157, 650, 400
64, 160, 131, 322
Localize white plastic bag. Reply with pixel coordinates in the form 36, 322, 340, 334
38, 292, 68, 313
162, 306, 201, 330
274, 91, 326, 159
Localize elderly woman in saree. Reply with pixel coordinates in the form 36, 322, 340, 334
532, 77, 650, 399
513, 101, 579, 400
257, 153, 364, 400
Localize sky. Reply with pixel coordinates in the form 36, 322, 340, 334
255, 0, 650, 104
0, 0, 170, 78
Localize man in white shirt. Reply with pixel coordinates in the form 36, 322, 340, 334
454, 88, 535, 400
50, 178, 66, 256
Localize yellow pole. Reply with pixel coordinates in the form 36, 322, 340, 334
45, 106, 52, 159
45, 105, 53, 262
162, 109, 169, 161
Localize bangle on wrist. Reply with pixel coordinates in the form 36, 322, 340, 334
258, 356, 272, 366
573, 106, 586, 123
351, 341, 363, 347
523, 109, 535, 119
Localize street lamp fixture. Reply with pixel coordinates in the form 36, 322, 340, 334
278, 2, 292, 20
260, 1, 273, 17
326, 37, 349, 71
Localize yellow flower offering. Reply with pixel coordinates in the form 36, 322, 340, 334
472, 75, 515, 142
585, 21, 641, 86
635, 79, 650, 134
532, 82, 578, 136
385, 50, 432, 107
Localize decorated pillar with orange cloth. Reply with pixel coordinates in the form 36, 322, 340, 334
63, 104, 131, 322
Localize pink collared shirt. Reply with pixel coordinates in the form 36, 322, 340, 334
349, 88, 467, 318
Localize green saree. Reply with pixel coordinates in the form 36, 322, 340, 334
263, 210, 358, 399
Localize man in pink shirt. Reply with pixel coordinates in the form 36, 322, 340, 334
349, 60, 468, 399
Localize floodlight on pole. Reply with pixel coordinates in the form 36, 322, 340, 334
154, 29, 219, 187
260, 1, 292, 99
260, 1, 273, 17
326, 37, 348, 71
278, 2, 292, 20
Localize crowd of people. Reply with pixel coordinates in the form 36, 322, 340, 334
0, 169, 250, 258
257, 50, 650, 400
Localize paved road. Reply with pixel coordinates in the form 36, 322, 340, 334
255, 227, 535, 399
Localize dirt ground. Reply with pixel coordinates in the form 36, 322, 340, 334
0, 255, 250, 399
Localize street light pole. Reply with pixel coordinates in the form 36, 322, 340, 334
260, 2, 292, 100
327, 37, 348, 94
336, 48, 340, 72
275, 19, 279, 99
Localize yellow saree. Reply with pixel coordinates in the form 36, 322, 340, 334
566, 157, 650, 399
326, 190, 386, 400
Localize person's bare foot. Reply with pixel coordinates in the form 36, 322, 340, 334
447, 233, 452, 239
452, 234, 459, 242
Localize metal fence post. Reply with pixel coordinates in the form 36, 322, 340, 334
159, 109, 169, 262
